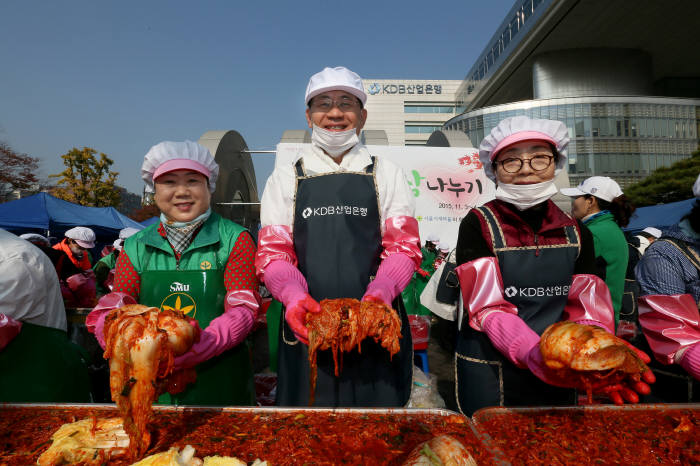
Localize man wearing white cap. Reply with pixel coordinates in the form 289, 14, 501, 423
53, 226, 96, 270
561, 176, 636, 326
256, 66, 420, 406
93, 227, 141, 294
453, 116, 653, 415
0, 228, 91, 402
87, 141, 260, 405
634, 173, 700, 401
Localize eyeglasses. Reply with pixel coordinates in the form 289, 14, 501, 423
498, 154, 554, 173
309, 96, 361, 112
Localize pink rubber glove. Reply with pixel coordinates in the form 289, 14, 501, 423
481, 311, 571, 387
172, 289, 258, 371
263, 260, 320, 344
85, 292, 138, 349
680, 343, 700, 381
0, 314, 22, 352
362, 253, 416, 307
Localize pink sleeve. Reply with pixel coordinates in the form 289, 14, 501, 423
85, 292, 138, 349
680, 344, 700, 380
380, 216, 421, 269
0, 314, 22, 352
562, 274, 615, 334
255, 225, 298, 280
638, 294, 700, 365
455, 256, 518, 331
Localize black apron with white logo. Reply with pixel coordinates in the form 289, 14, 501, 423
276, 156, 413, 407
456, 205, 579, 415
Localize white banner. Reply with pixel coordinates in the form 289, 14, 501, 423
275, 144, 495, 248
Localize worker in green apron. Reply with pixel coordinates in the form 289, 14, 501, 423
87, 140, 259, 406
0, 228, 91, 402
94, 227, 140, 294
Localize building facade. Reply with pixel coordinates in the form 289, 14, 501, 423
443, 0, 700, 187
361, 80, 462, 146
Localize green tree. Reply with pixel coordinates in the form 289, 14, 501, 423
50, 147, 120, 207
625, 149, 700, 207
0, 141, 40, 200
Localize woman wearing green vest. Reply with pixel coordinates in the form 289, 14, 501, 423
0, 228, 91, 402
87, 141, 259, 406
561, 176, 636, 328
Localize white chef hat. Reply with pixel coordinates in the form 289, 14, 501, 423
64, 226, 96, 249
641, 227, 662, 239
141, 140, 219, 193
119, 227, 140, 239
20, 233, 50, 246
113, 238, 124, 251
560, 176, 623, 203
426, 234, 440, 243
693, 173, 700, 198
305, 66, 367, 106
438, 242, 450, 253
479, 116, 570, 181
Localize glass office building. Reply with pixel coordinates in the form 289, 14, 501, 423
445, 0, 700, 187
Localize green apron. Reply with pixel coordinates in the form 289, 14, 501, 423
0, 322, 92, 402
139, 269, 254, 406
266, 299, 283, 372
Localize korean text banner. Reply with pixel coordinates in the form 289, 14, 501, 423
275, 143, 495, 248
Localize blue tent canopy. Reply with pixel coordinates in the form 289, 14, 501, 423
141, 216, 159, 227
0, 193, 143, 241
625, 198, 696, 232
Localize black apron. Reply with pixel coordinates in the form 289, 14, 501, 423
455, 205, 579, 416
276, 155, 413, 407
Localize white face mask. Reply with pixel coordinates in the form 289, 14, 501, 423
311, 124, 359, 157
494, 180, 558, 210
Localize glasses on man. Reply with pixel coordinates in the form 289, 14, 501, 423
498, 154, 554, 173
310, 96, 361, 112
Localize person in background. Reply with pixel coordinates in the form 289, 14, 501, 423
87, 141, 259, 406
634, 227, 662, 256
422, 234, 439, 269
634, 174, 700, 402
257, 66, 420, 407
20, 233, 81, 281
53, 227, 96, 270
0, 228, 91, 402
454, 116, 652, 415
93, 227, 140, 294
561, 176, 636, 328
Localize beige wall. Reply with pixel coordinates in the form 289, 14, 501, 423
362, 80, 462, 146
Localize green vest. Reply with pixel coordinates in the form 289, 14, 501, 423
584, 212, 629, 326
123, 213, 254, 406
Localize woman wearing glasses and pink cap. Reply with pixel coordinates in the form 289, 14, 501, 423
86, 141, 259, 405
452, 116, 654, 415
256, 66, 420, 407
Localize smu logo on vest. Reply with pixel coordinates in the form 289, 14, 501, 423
161, 282, 196, 316
170, 282, 190, 292
505, 285, 570, 298
302, 205, 369, 219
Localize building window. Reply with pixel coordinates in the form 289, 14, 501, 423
405, 125, 443, 134
404, 105, 457, 114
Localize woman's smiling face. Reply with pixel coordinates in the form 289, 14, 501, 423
154, 169, 211, 222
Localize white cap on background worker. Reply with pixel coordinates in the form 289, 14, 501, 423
64, 227, 96, 249
305, 66, 367, 106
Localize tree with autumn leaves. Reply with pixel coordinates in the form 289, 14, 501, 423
0, 142, 41, 200
50, 147, 121, 207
